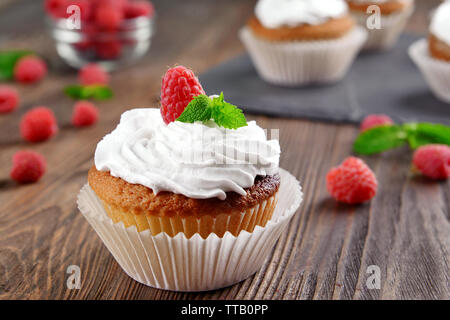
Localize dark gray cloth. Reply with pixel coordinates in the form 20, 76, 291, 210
199, 34, 450, 124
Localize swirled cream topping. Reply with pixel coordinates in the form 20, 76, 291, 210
94, 108, 280, 200
255, 0, 348, 29
430, 1, 450, 47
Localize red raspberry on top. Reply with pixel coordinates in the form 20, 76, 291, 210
79, 63, 109, 85
10, 150, 47, 184
326, 157, 378, 204
160, 66, 205, 124
20, 107, 58, 143
412, 144, 450, 180
125, 1, 154, 18
360, 114, 394, 132
72, 100, 99, 127
95, 3, 124, 30
0, 85, 19, 113
14, 56, 47, 84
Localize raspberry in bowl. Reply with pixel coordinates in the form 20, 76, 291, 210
45, 0, 155, 70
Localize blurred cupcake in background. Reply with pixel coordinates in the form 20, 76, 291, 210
409, 1, 450, 103
239, 0, 367, 86
346, 0, 414, 50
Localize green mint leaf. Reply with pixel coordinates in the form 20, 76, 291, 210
353, 125, 408, 155
404, 123, 450, 149
64, 85, 113, 100
64, 85, 83, 99
176, 95, 212, 123
0, 50, 33, 80
211, 99, 247, 129
83, 85, 113, 100
176, 92, 247, 129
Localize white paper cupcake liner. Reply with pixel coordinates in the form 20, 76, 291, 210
409, 38, 450, 104
77, 168, 303, 292
239, 26, 367, 86
351, 2, 414, 50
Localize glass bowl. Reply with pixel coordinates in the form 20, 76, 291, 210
46, 16, 154, 71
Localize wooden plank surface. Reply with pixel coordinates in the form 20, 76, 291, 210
0, 0, 448, 300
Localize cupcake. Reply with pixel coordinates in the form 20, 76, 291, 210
239, 0, 367, 86
77, 66, 303, 291
346, 0, 414, 50
409, 1, 450, 103
88, 109, 281, 239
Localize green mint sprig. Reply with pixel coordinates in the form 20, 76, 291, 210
176, 92, 247, 129
0, 50, 33, 80
64, 84, 113, 100
354, 123, 450, 155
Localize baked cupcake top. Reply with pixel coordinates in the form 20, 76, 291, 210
95, 102, 280, 201
430, 1, 450, 47
255, 0, 348, 29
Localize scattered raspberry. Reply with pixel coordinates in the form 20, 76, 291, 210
0, 85, 19, 113
72, 100, 99, 127
10, 150, 47, 184
360, 114, 394, 132
125, 1, 154, 18
95, 4, 124, 30
326, 157, 378, 204
412, 144, 450, 180
14, 56, 47, 84
79, 63, 109, 85
20, 107, 58, 143
95, 40, 122, 59
44, 0, 67, 18
160, 66, 205, 124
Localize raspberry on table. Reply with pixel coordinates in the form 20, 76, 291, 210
10, 150, 47, 184
360, 114, 394, 132
413, 144, 450, 180
79, 63, 110, 85
20, 107, 58, 143
0, 85, 19, 113
326, 157, 378, 204
95, 4, 124, 30
160, 66, 205, 124
125, 1, 154, 18
14, 56, 47, 84
72, 100, 99, 127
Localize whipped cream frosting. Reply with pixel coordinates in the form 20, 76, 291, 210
430, 1, 450, 46
255, 0, 348, 29
94, 108, 280, 200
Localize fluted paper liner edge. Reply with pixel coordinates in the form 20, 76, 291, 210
351, 2, 414, 50
77, 168, 303, 292
409, 38, 450, 104
239, 26, 367, 86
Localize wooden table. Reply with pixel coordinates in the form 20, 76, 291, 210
0, 0, 448, 300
